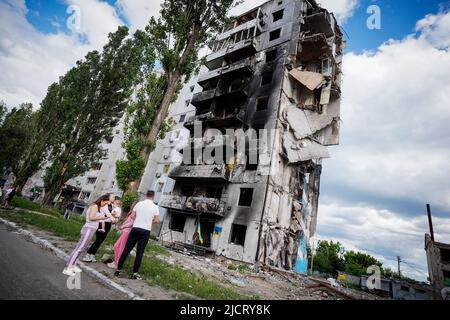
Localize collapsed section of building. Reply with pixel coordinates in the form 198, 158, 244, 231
159, 0, 344, 273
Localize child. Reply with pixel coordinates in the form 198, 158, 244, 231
98, 199, 121, 233
111, 199, 122, 220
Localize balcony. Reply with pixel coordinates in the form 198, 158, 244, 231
303, 11, 335, 38
191, 79, 250, 111
206, 37, 260, 71
169, 164, 229, 182
184, 108, 246, 130
159, 195, 226, 217
191, 88, 216, 109
198, 58, 255, 89
215, 78, 250, 103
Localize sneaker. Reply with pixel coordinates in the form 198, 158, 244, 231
90, 255, 97, 263
130, 273, 142, 280
114, 270, 122, 277
107, 262, 117, 269
62, 267, 76, 277
82, 254, 93, 263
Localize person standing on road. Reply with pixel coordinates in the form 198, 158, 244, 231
83, 193, 117, 262
115, 191, 160, 280
63, 195, 110, 277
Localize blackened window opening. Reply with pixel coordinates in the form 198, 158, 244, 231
238, 188, 254, 207
170, 214, 186, 233
230, 224, 247, 246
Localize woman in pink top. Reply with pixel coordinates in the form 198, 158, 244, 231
108, 203, 137, 269
63, 195, 110, 277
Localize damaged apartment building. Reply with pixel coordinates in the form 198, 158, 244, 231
159, 0, 344, 273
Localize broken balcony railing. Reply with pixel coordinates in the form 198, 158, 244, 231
169, 164, 230, 182
198, 58, 255, 89
302, 10, 336, 39
184, 109, 246, 131
205, 15, 262, 71
159, 195, 226, 217
191, 78, 250, 109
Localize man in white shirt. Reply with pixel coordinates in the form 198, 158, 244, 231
115, 190, 160, 279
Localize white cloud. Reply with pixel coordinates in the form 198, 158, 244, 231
319, 0, 359, 24
416, 9, 450, 49
65, 0, 122, 49
0, 0, 159, 108
115, 0, 163, 31
316, 202, 450, 281
323, 9, 450, 208
0, 0, 92, 107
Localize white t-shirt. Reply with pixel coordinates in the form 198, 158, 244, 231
132, 199, 160, 231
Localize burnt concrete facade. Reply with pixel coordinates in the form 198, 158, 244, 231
159, 0, 343, 272
425, 234, 450, 298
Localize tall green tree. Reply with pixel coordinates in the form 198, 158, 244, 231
118, 0, 237, 196
313, 241, 345, 276
41, 26, 150, 206
0, 103, 35, 177
14, 84, 65, 194
0, 101, 7, 125
344, 250, 383, 276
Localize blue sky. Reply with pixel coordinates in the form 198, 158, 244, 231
2, 0, 450, 281
343, 0, 449, 52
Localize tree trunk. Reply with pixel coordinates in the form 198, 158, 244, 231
127, 73, 181, 194
42, 162, 68, 207
127, 25, 201, 194
16, 179, 28, 196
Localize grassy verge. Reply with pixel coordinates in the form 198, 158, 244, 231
11, 196, 63, 217
0, 209, 251, 300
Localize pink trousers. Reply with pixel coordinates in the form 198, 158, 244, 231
114, 230, 131, 268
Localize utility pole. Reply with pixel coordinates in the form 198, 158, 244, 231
427, 204, 435, 242
397, 256, 402, 277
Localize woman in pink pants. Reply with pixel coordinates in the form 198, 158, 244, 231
108, 205, 136, 269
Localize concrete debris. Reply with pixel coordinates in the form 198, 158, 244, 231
226, 276, 246, 287
284, 105, 335, 140
327, 278, 340, 288
289, 69, 325, 91
283, 132, 330, 163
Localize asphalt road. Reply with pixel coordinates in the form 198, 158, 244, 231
0, 223, 127, 300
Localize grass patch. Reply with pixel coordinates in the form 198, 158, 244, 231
0, 209, 84, 242
238, 264, 251, 273
146, 241, 170, 256
11, 197, 41, 211
11, 197, 63, 217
